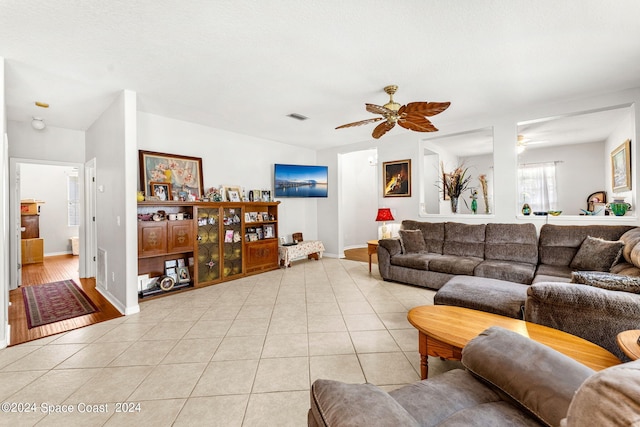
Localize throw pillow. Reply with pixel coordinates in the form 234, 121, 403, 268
571, 271, 640, 294
569, 236, 624, 271
398, 229, 426, 254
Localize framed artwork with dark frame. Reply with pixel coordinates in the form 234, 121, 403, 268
383, 159, 411, 197
139, 150, 204, 199
611, 139, 632, 193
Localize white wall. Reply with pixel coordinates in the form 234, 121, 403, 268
8, 121, 85, 162
605, 109, 635, 206
85, 91, 137, 315
136, 112, 318, 243
1, 57, 8, 348
340, 149, 377, 249
20, 164, 79, 255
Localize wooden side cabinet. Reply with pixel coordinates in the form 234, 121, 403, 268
246, 239, 278, 273
138, 221, 168, 257
22, 238, 44, 264
168, 221, 195, 253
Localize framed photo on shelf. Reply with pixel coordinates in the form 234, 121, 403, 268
222, 186, 242, 202
139, 150, 203, 199
228, 190, 241, 202
224, 229, 234, 243
383, 159, 411, 197
262, 190, 271, 202
165, 267, 178, 283
611, 139, 632, 192
264, 224, 275, 238
150, 182, 172, 201
165, 259, 177, 269
256, 227, 264, 240
177, 266, 190, 283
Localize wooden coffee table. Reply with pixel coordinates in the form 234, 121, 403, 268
408, 305, 621, 379
617, 329, 640, 360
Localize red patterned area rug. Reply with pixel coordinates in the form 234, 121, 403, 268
22, 279, 99, 328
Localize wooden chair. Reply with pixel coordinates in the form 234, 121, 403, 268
292, 232, 303, 243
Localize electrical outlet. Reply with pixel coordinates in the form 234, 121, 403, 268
112, 272, 115, 282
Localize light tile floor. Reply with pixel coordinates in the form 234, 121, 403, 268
0, 258, 460, 426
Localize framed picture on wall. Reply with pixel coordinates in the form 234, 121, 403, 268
611, 139, 632, 192
139, 150, 204, 199
383, 159, 411, 197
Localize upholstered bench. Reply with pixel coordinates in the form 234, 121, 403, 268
434, 276, 529, 319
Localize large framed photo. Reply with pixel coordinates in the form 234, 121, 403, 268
383, 159, 411, 197
139, 150, 204, 199
611, 139, 632, 192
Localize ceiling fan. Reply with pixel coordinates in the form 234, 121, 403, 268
336, 85, 450, 139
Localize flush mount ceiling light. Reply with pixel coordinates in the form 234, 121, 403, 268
31, 117, 46, 130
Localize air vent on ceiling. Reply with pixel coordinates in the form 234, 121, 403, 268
287, 113, 309, 121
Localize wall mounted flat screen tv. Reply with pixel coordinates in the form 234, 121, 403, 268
274, 164, 328, 198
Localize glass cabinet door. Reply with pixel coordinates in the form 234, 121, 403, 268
195, 207, 221, 285
222, 206, 243, 279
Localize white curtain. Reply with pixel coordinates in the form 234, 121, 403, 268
518, 162, 557, 212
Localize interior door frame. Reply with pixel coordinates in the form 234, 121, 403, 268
9, 158, 86, 289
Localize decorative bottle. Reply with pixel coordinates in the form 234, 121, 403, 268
521, 203, 531, 215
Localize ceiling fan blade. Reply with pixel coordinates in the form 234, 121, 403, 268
403, 102, 451, 117
372, 121, 395, 139
366, 104, 393, 115
335, 117, 384, 129
398, 115, 438, 132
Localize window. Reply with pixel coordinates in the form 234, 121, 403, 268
518, 162, 557, 212
67, 170, 80, 226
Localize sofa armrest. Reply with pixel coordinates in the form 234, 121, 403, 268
309, 379, 419, 427
525, 282, 640, 360
377, 238, 401, 279
462, 326, 594, 427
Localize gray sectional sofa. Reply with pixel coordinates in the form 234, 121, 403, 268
377, 220, 640, 359
309, 326, 640, 427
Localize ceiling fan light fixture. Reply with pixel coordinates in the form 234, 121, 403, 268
31, 116, 46, 130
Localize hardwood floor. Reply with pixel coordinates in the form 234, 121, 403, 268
9, 255, 123, 346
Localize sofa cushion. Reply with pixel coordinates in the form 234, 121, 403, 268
309, 379, 419, 427
571, 271, 640, 294
402, 220, 445, 253
390, 369, 542, 426
532, 264, 572, 283
561, 359, 640, 427
485, 223, 538, 265
428, 255, 484, 275
443, 222, 486, 258
435, 276, 529, 318
620, 228, 640, 267
399, 229, 427, 253
539, 224, 634, 266
569, 236, 624, 271
390, 253, 440, 270
475, 260, 536, 285
463, 327, 594, 427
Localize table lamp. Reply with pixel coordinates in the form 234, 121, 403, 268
375, 208, 394, 239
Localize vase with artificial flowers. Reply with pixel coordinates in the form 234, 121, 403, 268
440, 162, 472, 213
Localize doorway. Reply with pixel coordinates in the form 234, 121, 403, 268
10, 159, 85, 290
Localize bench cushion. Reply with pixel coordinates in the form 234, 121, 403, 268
435, 276, 529, 319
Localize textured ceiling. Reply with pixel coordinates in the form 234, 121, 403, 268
2, 1, 640, 149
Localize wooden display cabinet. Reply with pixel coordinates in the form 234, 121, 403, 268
138, 200, 280, 299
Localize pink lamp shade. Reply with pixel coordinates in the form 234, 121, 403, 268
375, 208, 394, 222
